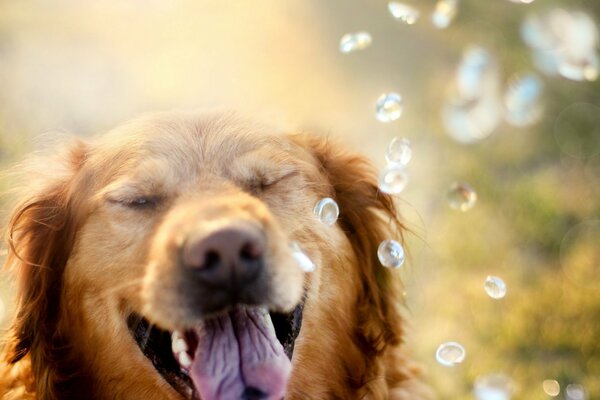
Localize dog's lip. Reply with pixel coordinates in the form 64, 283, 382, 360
127, 302, 304, 400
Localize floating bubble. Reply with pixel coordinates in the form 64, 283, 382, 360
543, 380, 560, 397
559, 220, 600, 290
456, 46, 499, 100
290, 242, 315, 272
388, 2, 420, 25
313, 197, 339, 226
379, 165, 409, 194
474, 374, 513, 400
385, 137, 412, 166
432, 0, 458, 29
566, 384, 587, 400
436, 341, 466, 366
484, 276, 507, 299
339, 32, 372, 54
521, 10, 599, 81
504, 73, 544, 127
554, 103, 600, 159
377, 239, 405, 269
376, 92, 403, 122
447, 182, 477, 211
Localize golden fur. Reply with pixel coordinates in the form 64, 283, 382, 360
0, 111, 432, 399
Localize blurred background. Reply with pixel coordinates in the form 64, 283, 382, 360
0, 0, 598, 399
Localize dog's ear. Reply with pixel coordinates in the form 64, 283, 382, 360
2, 140, 88, 390
289, 133, 406, 359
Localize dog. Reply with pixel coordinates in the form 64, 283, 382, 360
0, 111, 431, 399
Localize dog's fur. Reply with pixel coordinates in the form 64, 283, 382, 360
0, 111, 431, 399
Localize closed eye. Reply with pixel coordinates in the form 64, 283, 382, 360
108, 196, 162, 210
248, 171, 299, 194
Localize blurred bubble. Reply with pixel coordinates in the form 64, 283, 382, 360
484, 276, 507, 299
447, 182, 477, 211
377, 239, 406, 269
379, 165, 409, 194
554, 103, 600, 159
443, 46, 502, 143
313, 197, 339, 226
474, 374, 513, 400
385, 137, 412, 166
504, 73, 544, 127
388, 2, 420, 25
432, 0, 458, 29
521, 9, 599, 81
376, 92, 404, 122
566, 384, 587, 400
436, 341, 466, 366
290, 242, 315, 272
559, 220, 600, 289
339, 32, 372, 54
542, 380, 560, 397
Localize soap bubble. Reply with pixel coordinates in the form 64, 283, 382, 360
521, 10, 599, 81
447, 182, 477, 211
379, 165, 409, 194
436, 341, 466, 366
542, 380, 560, 397
554, 103, 600, 160
432, 0, 458, 29
504, 74, 544, 127
385, 137, 412, 166
474, 374, 513, 400
388, 2, 420, 25
339, 32, 372, 54
313, 197, 339, 226
375, 92, 403, 122
377, 239, 405, 269
290, 242, 315, 272
443, 46, 502, 143
566, 384, 587, 400
484, 276, 507, 299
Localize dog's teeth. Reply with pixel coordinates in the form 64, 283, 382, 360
178, 351, 192, 369
171, 330, 188, 354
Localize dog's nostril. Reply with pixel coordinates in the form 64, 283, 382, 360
204, 250, 221, 269
240, 242, 262, 261
242, 387, 267, 400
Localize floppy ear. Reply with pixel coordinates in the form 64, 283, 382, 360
2, 140, 88, 396
290, 133, 410, 391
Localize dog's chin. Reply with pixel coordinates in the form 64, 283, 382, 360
127, 304, 304, 400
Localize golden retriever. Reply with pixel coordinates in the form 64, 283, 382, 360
0, 111, 431, 399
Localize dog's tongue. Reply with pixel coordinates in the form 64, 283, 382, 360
189, 307, 291, 400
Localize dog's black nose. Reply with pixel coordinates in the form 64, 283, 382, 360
181, 223, 265, 289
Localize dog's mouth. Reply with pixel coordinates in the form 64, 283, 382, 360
127, 304, 303, 400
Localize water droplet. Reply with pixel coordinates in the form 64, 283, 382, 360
432, 0, 458, 29
339, 32, 372, 54
313, 197, 339, 226
484, 276, 507, 299
386, 137, 412, 166
388, 2, 420, 25
543, 380, 561, 397
554, 103, 600, 160
566, 384, 587, 400
504, 74, 544, 127
379, 166, 409, 194
377, 239, 405, 269
290, 242, 315, 272
375, 92, 403, 122
474, 374, 513, 400
436, 342, 466, 366
447, 182, 477, 211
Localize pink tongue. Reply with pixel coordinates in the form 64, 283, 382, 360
189, 307, 291, 400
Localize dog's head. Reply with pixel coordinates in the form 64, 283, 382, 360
3, 111, 408, 399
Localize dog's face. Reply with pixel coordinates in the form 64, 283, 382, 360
4, 111, 419, 400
